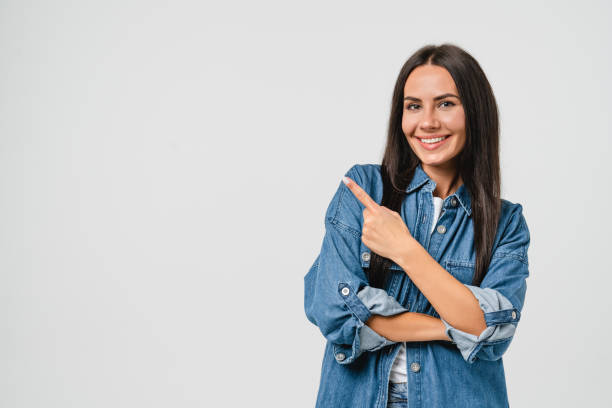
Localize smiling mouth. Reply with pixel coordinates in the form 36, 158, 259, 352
415, 134, 450, 143
414, 134, 452, 149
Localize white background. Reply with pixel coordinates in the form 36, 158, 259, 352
1, 0, 610, 406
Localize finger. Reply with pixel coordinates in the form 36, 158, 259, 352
342, 176, 379, 211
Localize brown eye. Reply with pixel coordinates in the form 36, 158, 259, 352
406, 103, 420, 110
440, 101, 455, 108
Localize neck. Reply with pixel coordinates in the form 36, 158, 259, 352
421, 162, 463, 199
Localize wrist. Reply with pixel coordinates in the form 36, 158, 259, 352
437, 318, 452, 342
395, 235, 421, 271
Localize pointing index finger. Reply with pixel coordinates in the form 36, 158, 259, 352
342, 176, 379, 211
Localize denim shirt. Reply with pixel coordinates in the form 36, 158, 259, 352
304, 163, 531, 408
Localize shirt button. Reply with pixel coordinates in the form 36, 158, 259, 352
341, 287, 350, 296
336, 353, 346, 361
437, 225, 446, 234
511, 311, 517, 319
410, 362, 421, 372
361, 252, 371, 262
451, 197, 458, 207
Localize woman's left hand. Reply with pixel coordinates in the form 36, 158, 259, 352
342, 176, 415, 264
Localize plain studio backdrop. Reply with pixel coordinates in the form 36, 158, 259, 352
1, 0, 610, 407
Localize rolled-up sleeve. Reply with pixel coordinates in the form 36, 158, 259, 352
356, 286, 409, 352
441, 204, 531, 364
304, 165, 408, 365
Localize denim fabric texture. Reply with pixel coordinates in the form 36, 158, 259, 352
304, 163, 530, 408
386, 381, 408, 408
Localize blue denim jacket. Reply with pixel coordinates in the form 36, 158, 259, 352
304, 163, 530, 408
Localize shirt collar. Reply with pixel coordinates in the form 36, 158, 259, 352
405, 162, 472, 216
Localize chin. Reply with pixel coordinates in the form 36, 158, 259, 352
418, 155, 457, 168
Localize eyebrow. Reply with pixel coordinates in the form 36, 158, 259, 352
403, 93, 460, 102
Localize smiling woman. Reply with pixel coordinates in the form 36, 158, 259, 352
304, 43, 530, 408
403, 69, 466, 160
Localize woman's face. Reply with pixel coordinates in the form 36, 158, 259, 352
402, 64, 466, 170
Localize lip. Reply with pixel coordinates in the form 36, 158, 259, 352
414, 134, 451, 150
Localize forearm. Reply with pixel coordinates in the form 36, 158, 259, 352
365, 312, 451, 342
396, 240, 487, 337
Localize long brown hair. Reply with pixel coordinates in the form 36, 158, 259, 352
367, 43, 501, 289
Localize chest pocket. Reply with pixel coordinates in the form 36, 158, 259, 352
443, 259, 476, 285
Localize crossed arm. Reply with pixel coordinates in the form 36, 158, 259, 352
359, 237, 486, 344
365, 312, 450, 342
360, 239, 487, 343
362, 242, 485, 343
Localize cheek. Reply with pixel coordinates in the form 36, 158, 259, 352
447, 109, 466, 132
401, 114, 418, 134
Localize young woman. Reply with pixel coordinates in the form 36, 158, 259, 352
304, 43, 531, 408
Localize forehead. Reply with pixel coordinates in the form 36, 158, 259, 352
403, 65, 458, 96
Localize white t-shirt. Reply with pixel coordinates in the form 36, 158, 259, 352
389, 196, 445, 383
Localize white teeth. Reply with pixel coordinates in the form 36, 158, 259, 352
420, 136, 448, 144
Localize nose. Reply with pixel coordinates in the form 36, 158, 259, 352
419, 106, 440, 130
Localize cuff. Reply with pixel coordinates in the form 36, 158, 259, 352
441, 285, 520, 363
356, 286, 409, 354
332, 284, 409, 365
